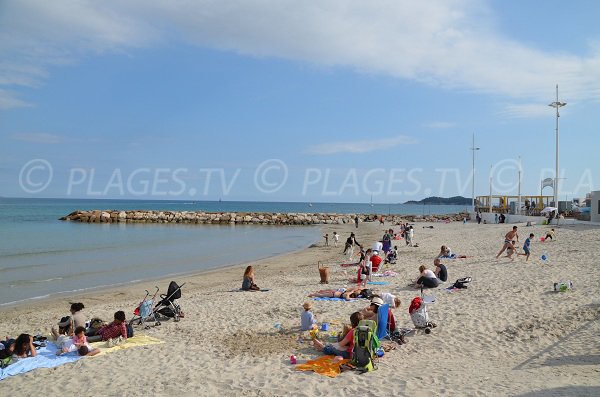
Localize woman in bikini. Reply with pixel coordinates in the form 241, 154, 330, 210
308, 287, 366, 300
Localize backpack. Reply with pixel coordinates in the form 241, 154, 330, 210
352, 320, 380, 373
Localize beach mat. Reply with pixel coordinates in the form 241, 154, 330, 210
367, 281, 391, 285
0, 343, 81, 381
295, 355, 350, 378
312, 297, 357, 302
90, 334, 164, 355
0, 335, 164, 381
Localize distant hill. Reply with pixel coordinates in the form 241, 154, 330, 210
404, 196, 471, 205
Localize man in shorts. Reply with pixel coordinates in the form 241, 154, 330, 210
496, 226, 519, 259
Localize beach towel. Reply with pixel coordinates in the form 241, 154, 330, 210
90, 334, 164, 355
312, 297, 357, 302
0, 335, 164, 381
0, 343, 82, 381
376, 304, 389, 340
372, 271, 399, 277
367, 281, 390, 285
295, 355, 350, 378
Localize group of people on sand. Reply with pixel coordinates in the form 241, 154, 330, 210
495, 226, 551, 262
302, 293, 404, 359
1, 302, 131, 368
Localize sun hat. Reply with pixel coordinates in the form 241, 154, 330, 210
57, 316, 72, 327
303, 302, 312, 310
370, 297, 384, 307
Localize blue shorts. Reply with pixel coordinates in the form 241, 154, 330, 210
523, 247, 530, 255
323, 345, 351, 359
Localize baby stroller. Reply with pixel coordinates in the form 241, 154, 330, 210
408, 293, 437, 334
130, 286, 161, 328
154, 281, 185, 322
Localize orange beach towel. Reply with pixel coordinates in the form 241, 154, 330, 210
295, 355, 350, 378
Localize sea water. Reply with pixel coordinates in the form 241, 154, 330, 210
0, 198, 466, 305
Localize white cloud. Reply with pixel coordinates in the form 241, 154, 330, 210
1, 0, 599, 105
0, 89, 32, 109
423, 121, 455, 129
501, 103, 557, 119
306, 135, 417, 155
11, 133, 63, 144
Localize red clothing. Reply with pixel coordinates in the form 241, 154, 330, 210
342, 328, 354, 355
98, 321, 127, 341
370, 256, 382, 272
387, 310, 396, 333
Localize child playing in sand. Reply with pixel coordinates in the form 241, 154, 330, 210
301, 302, 317, 331
505, 241, 517, 260
519, 233, 534, 261
333, 231, 339, 247
323, 233, 329, 246
313, 312, 362, 359
545, 229, 555, 241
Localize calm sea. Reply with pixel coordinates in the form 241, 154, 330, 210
0, 198, 467, 305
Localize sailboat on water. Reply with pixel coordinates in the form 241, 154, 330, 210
370, 194, 374, 207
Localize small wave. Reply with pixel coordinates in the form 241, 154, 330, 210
8, 277, 63, 287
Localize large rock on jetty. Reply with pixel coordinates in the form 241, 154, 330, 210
59, 210, 470, 225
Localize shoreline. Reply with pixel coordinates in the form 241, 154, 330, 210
0, 231, 323, 311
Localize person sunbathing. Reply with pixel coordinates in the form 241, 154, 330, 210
12, 334, 37, 361
308, 287, 366, 300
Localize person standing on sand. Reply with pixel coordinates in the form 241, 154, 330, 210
496, 226, 519, 259
494, 214, 499, 224
333, 231, 339, 247
323, 233, 329, 247
354, 216, 359, 228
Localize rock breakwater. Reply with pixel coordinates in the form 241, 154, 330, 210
59, 210, 470, 225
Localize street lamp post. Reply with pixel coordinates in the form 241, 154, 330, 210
548, 84, 566, 209
470, 133, 480, 214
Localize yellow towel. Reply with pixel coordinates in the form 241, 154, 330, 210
295, 355, 350, 378
90, 334, 164, 355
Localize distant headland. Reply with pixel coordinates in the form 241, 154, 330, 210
403, 196, 471, 205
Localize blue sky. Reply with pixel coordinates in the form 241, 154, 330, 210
1, 0, 599, 202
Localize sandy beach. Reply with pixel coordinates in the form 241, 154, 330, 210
1, 219, 599, 397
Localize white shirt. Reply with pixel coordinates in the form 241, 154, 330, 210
422, 269, 436, 279
373, 242, 383, 252
380, 293, 396, 307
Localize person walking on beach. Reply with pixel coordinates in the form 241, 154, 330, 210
333, 231, 339, 247
496, 226, 519, 259
494, 214, 499, 224
354, 216, 359, 228
343, 232, 361, 256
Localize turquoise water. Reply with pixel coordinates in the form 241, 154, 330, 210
0, 198, 466, 305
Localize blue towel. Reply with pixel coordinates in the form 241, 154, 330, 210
0, 343, 81, 381
312, 297, 356, 302
368, 281, 391, 285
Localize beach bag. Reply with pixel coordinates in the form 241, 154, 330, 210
359, 289, 374, 300
352, 320, 380, 373
452, 277, 472, 289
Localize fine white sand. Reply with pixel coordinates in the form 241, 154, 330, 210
1, 220, 599, 396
